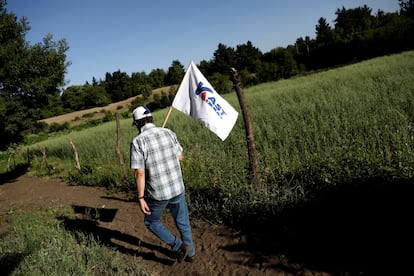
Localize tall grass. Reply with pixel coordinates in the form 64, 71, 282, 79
10, 51, 414, 224
247, 53, 414, 177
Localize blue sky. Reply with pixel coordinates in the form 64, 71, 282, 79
7, 0, 400, 87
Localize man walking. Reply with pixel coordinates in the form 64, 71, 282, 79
130, 106, 195, 263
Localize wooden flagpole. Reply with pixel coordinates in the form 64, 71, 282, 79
162, 106, 173, 128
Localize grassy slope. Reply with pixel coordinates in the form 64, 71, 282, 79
5, 51, 413, 222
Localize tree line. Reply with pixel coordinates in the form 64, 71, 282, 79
1, 0, 413, 151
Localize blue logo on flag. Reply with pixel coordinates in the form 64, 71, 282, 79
195, 82, 213, 101
195, 82, 227, 119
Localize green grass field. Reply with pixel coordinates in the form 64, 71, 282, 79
4, 50, 414, 223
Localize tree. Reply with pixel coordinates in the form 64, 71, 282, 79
104, 70, 133, 102
334, 5, 374, 41
315, 17, 333, 45
295, 36, 312, 55
0, 0, 69, 150
40, 92, 64, 118
399, 0, 414, 18
197, 59, 214, 76
213, 43, 237, 74
165, 60, 184, 85
131, 71, 148, 87
148, 68, 166, 88
92, 76, 99, 86
208, 72, 233, 94
261, 47, 298, 80
61, 86, 86, 111
235, 41, 262, 72
83, 85, 111, 108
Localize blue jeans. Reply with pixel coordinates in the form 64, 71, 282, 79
144, 192, 195, 257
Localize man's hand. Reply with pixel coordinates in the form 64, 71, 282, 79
138, 198, 151, 215
135, 169, 150, 214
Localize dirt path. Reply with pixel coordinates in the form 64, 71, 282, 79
0, 174, 306, 276
2, 174, 413, 275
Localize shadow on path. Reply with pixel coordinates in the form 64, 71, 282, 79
58, 205, 176, 266
71, 205, 119, 222
0, 164, 29, 185
0, 252, 31, 276
221, 177, 414, 275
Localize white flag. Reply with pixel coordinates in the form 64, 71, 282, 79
172, 61, 238, 141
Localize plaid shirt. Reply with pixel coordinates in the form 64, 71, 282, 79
130, 123, 184, 200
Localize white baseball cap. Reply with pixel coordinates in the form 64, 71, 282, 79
132, 106, 152, 121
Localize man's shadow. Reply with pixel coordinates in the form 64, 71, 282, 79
58, 205, 176, 265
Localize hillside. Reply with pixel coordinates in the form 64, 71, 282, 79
40, 96, 136, 125
40, 86, 176, 125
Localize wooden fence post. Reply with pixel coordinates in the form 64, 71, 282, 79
70, 140, 81, 171
40, 147, 48, 170
230, 67, 261, 191
115, 112, 128, 181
